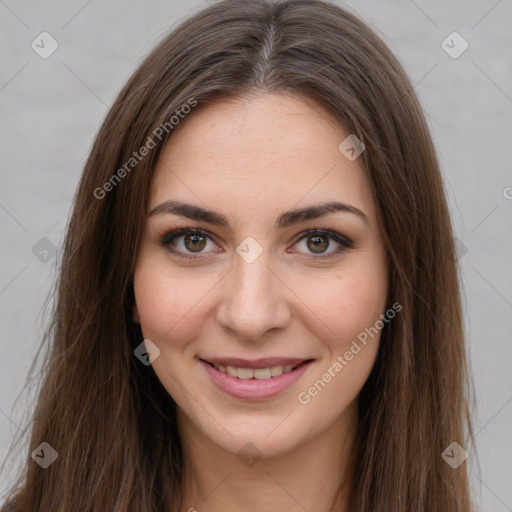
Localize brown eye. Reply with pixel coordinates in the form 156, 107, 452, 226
292, 229, 353, 259
159, 228, 218, 259
184, 233, 207, 252
307, 234, 329, 254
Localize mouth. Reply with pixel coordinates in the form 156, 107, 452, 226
200, 358, 312, 380
199, 357, 315, 400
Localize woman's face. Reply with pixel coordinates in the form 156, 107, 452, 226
133, 93, 388, 459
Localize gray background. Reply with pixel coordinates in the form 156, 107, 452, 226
1, 0, 511, 510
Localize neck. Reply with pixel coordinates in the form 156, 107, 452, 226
178, 401, 357, 512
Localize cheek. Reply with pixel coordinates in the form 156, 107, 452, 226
296, 260, 388, 352
294, 269, 387, 419
133, 259, 212, 346
335, 277, 386, 342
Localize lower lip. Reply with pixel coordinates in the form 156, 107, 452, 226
200, 360, 314, 400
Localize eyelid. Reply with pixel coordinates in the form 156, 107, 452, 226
290, 228, 353, 249
158, 227, 215, 247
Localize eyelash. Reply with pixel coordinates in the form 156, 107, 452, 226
158, 227, 353, 261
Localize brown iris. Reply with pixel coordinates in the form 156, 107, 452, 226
308, 234, 329, 254
184, 233, 207, 252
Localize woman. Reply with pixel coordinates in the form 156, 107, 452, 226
1, 0, 475, 510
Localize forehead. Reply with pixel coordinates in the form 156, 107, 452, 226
148, 93, 377, 224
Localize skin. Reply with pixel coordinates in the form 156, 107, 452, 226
132, 93, 389, 512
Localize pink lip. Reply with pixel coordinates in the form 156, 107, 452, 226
200, 359, 314, 400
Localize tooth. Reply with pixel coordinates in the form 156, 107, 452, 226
226, 366, 238, 377
270, 365, 284, 377
237, 367, 254, 379
213, 363, 220, 370
215, 364, 299, 379
253, 368, 271, 379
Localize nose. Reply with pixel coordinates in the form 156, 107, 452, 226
216, 248, 292, 342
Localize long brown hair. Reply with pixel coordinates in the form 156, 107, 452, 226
1, 0, 475, 510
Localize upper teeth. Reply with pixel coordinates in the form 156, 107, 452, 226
212, 363, 298, 379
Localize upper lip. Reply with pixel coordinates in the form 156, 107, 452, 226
201, 357, 312, 369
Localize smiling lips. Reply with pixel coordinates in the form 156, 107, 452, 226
200, 357, 314, 399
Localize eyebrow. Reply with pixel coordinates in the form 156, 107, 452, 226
148, 200, 370, 229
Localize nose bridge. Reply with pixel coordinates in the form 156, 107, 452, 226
216, 245, 290, 340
